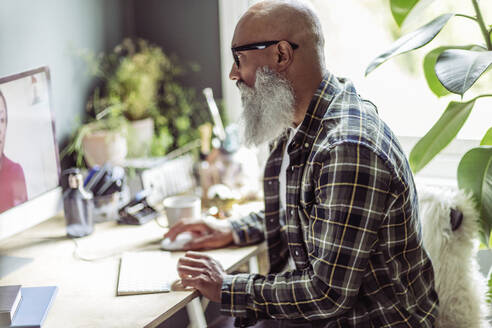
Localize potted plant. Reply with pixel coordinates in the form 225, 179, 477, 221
61, 115, 128, 168
86, 39, 168, 158
63, 38, 212, 167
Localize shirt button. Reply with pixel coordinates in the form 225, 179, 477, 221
291, 166, 294, 171
268, 181, 272, 185
294, 249, 300, 256
270, 218, 274, 223
304, 143, 309, 148
290, 210, 294, 216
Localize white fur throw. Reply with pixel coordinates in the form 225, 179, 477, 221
418, 186, 490, 328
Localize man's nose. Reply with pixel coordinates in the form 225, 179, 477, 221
229, 63, 239, 81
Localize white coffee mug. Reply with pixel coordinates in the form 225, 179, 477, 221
163, 195, 201, 227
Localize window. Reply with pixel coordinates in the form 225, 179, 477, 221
218, 0, 491, 183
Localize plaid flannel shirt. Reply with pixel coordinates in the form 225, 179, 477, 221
222, 73, 439, 327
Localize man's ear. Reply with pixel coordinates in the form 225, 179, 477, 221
274, 41, 294, 72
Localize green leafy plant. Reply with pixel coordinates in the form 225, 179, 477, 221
63, 38, 211, 165
366, 0, 492, 246
84, 39, 166, 122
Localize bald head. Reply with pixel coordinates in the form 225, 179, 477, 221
233, 0, 325, 70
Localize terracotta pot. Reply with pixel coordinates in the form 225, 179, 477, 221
127, 117, 154, 158
82, 130, 127, 168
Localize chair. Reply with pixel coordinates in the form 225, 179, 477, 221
418, 186, 490, 328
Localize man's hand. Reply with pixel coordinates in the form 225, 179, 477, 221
177, 251, 226, 302
164, 216, 234, 250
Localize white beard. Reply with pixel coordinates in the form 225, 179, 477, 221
238, 67, 296, 147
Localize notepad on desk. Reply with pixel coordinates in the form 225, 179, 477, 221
117, 251, 175, 296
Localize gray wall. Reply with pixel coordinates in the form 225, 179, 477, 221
132, 0, 222, 99
0, 0, 127, 145
0, 0, 222, 163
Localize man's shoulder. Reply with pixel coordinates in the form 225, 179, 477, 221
310, 80, 411, 182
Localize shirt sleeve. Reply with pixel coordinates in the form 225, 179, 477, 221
229, 211, 266, 246
221, 142, 394, 321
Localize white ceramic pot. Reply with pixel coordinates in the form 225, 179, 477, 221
127, 117, 154, 158
82, 130, 127, 168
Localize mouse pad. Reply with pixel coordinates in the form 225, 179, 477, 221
0, 255, 33, 278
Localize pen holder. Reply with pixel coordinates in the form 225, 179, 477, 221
93, 192, 120, 223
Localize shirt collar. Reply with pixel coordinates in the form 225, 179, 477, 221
287, 72, 342, 152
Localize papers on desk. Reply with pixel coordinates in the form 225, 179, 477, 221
117, 252, 174, 296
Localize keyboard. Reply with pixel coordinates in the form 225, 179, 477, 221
117, 251, 174, 296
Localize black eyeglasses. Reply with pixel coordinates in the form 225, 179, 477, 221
231, 40, 299, 68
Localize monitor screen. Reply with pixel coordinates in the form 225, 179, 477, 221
0, 67, 61, 240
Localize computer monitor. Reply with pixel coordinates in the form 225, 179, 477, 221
0, 67, 62, 241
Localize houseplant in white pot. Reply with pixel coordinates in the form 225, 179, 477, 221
63, 38, 212, 167
87, 39, 168, 158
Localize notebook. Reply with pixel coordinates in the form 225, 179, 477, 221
10, 286, 57, 328
117, 251, 174, 296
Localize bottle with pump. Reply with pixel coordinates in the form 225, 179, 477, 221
62, 168, 94, 237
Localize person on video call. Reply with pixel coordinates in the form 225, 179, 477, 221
165, 1, 438, 326
0, 90, 28, 213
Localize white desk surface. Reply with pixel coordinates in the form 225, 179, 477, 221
0, 215, 266, 328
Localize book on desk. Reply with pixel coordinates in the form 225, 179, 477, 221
0, 285, 57, 328
0, 285, 22, 327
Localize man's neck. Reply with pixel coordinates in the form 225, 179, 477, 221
292, 73, 324, 126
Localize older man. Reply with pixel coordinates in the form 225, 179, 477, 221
165, 0, 438, 326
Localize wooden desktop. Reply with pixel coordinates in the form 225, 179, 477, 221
0, 213, 266, 328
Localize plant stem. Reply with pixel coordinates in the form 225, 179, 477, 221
472, 94, 492, 101
472, 0, 492, 50
456, 13, 478, 22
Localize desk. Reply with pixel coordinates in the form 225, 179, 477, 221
0, 215, 266, 328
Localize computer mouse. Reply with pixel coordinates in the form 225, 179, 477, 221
160, 231, 194, 251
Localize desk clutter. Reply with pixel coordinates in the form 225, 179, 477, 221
60, 141, 261, 238
0, 285, 57, 328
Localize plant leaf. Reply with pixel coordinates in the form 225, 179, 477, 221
457, 146, 492, 245
390, 0, 420, 27
423, 45, 483, 97
436, 49, 492, 96
487, 269, 492, 303
481, 127, 492, 146
409, 99, 475, 173
365, 13, 454, 76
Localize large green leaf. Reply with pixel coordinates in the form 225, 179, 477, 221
390, 0, 420, 27
423, 45, 483, 97
457, 146, 492, 245
435, 49, 492, 96
365, 13, 454, 76
481, 127, 492, 146
409, 99, 475, 173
